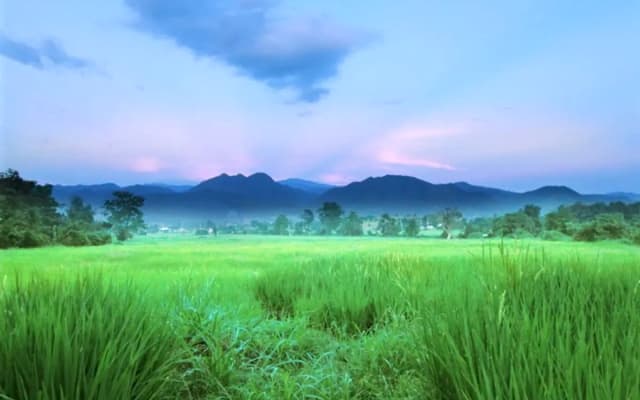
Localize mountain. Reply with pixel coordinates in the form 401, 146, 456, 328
605, 192, 640, 202
51, 173, 639, 222
53, 183, 176, 206
187, 173, 311, 206
278, 178, 335, 195
140, 173, 313, 221
320, 176, 624, 215
53, 183, 120, 206
320, 175, 497, 214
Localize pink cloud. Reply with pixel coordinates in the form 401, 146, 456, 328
130, 156, 162, 173
319, 173, 353, 185
377, 149, 456, 170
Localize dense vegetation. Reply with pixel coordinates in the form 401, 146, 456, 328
234, 202, 640, 245
3, 169, 640, 248
0, 170, 145, 248
1, 237, 639, 399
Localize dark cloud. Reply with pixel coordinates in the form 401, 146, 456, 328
125, 0, 367, 102
0, 34, 93, 70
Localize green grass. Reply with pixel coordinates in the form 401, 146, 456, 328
1, 236, 639, 399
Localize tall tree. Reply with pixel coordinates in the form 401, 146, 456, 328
301, 209, 314, 233
318, 202, 343, 234
60, 196, 111, 246
103, 191, 145, 241
402, 216, 420, 237
67, 196, 95, 225
272, 214, 290, 235
341, 211, 364, 236
0, 169, 60, 248
440, 208, 463, 239
378, 214, 400, 236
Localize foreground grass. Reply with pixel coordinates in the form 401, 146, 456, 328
1, 236, 639, 399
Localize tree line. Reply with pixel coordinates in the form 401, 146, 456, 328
0, 170, 145, 248
257, 202, 640, 245
2, 169, 640, 248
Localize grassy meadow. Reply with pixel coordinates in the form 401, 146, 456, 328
1, 236, 640, 399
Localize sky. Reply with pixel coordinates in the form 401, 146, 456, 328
0, 0, 638, 193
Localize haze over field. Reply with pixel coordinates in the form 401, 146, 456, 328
1, 0, 639, 192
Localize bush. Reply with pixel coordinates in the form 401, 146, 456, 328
88, 231, 112, 245
574, 224, 598, 242
60, 224, 112, 246
60, 228, 91, 246
541, 230, 572, 242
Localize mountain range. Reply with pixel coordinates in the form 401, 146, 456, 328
52, 173, 639, 222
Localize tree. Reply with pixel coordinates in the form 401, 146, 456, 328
461, 217, 494, 238
402, 216, 420, 237
523, 204, 542, 234
67, 196, 95, 225
0, 169, 60, 248
318, 202, 343, 234
545, 206, 572, 235
378, 214, 400, 236
272, 214, 290, 235
341, 211, 363, 236
440, 208, 462, 239
301, 209, 314, 225
494, 205, 542, 238
60, 196, 111, 246
103, 191, 145, 241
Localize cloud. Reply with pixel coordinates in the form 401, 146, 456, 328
125, 0, 368, 102
131, 156, 163, 173
0, 34, 93, 70
377, 149, 456, 171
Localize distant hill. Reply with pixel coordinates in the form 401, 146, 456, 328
52, 173, 639, 222
184, 172, 311, 208
320, 175, 632, 215
279, 178, 335, 195
53, 183, 175, 207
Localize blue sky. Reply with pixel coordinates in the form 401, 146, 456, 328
1, 0, 638, 192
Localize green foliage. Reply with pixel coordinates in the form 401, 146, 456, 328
461, 217, 493, 238
301, 209, 314, 228
377, 213, 400, 236
4, 238, 640, 398
0, 275, 188, 399
541, 230, 572, 241
574, 213, 628, 242
544, 206, 573, 234
494, 204, 542, 237
272, 214, 290, 235
416, 259, 640, 399
0, 169, 60, 248
254, 255, 423, 337
340, 211, 364, 236
104, 191, 145, 241
402, 216, 420, 237
60, 197, 111, 246
317, 202, 343, 234
439, 208, 463, 239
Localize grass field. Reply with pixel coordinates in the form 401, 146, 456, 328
1, 236, 640, 399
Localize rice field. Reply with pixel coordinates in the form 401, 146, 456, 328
1, 236, 640, 399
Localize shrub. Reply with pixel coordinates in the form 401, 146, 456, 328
541, 230, 572, 241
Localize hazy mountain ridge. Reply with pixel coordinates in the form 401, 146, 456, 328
52, 173, 638, 221
278, 178, 335, 195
